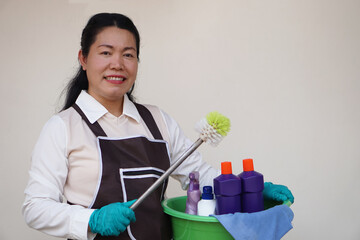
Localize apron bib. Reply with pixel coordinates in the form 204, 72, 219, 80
72, 103, 171, 240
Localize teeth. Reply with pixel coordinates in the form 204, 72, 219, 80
107, 77, 124, 81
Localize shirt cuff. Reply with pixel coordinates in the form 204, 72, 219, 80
69, 208, 96, 240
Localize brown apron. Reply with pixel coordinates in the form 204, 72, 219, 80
72, 103, 171, 240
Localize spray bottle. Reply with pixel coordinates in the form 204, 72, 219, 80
213, 162, 242, 214
197, 186, 216, 216
238, 158, 264, 213
185, 171, 201, 215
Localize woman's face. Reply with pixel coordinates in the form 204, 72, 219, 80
79, 26, 138, 104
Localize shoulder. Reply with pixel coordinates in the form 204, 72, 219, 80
140, 103, 167, 126
141, 103, 162, 117
58, 107, 82, 123
37, 110, 72, 142
56, 107, 87, 133
34, 113, 68, 156
41, 107, 82, 139
36, 107, 84, 155
140, 104, 184, 150
140, 104, 177, 128
139, 104, 176, 144
41, 114, 66, 133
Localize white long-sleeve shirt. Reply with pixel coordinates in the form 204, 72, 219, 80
22, 90, 219, 239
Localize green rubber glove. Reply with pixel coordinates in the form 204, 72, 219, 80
263, 182, 294, 203
89, 200, 136, 236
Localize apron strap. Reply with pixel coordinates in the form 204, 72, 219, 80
72, 104, 107, 137
134, 103, 164, 140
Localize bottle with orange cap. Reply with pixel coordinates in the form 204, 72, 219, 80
213, 161, 242, 214
238, 158, 264, 213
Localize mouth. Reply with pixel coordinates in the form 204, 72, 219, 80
104, 75, 126, 84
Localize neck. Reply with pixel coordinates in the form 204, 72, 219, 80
103, 100, 124, 117
93, 94, 125, 117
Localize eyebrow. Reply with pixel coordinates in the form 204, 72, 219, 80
98, 44, 136, 51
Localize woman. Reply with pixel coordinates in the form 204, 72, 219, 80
23, 13, 293, 240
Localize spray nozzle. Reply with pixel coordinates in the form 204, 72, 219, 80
188, 171, 200, 191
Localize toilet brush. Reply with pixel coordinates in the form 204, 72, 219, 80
130, 111, 230, 210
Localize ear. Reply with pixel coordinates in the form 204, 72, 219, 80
78, 50, 87, 71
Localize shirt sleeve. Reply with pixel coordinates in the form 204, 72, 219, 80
159, 110, 221, 190
22, 115, 96, 240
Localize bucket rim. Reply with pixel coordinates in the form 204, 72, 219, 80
162, 196, 292, 222
162, 196, 219, 222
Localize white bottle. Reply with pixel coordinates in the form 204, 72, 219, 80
197, 186, 216, 216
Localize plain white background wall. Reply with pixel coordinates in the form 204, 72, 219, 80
0, 0, 359, 239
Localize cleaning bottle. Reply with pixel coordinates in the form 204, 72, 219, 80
238, 158, 264, 213
185, 171, 201, 215
213, 162, 242, 214
197, 186, 216, 216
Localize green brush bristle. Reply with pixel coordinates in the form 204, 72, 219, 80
206, 111, 231, 136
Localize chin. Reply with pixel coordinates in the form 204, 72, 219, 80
106, 90, 127, 100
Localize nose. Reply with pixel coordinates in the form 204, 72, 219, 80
110, 54, 124, 70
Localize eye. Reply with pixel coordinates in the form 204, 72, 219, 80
101, 51, 111, 56
124, 53, 134, 58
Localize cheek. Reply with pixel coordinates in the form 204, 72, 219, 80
86, 62, 106, 84
88, 57, 108, 73
130, 62, 138, 76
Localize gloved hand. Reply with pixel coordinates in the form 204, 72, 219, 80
263, 182, 294, 203
89, 200, 136, 236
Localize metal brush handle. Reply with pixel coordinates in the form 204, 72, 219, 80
130, 138, 204, 210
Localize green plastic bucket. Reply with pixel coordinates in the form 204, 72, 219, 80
162, 196, 291, 240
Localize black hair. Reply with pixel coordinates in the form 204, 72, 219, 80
61, 13, 140, 110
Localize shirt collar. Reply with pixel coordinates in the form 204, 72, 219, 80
123, 93, 141, 123
75, 90, 141, 124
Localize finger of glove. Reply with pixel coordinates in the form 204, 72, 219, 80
114, 205, 136, 223
122, 207, 136, 222
113, 219, 129, 233
119, 201, 136, 222
99, 204, 124, 232
122, 199, 137, 208
118, 222, 128, 233
273, 192, 287, 202
101, 208, 129, 236
280, 188, 294, 203
102, 225, 121, 236
114, 207, 131, 223
288, 192, 295, 203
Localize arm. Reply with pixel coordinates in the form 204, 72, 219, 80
22, 115, 95, 240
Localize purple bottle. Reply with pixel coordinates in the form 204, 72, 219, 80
238, 158, 264, 213
185, 171, 201, 215
213, 162, 242, 214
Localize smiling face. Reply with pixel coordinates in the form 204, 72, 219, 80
79, 26, 138, 107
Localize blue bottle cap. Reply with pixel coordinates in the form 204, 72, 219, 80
202, 186, 214, 200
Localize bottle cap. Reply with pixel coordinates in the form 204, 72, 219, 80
202, 186, 214, 199
243, 158, 254, 171
221, 161, 232, 174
